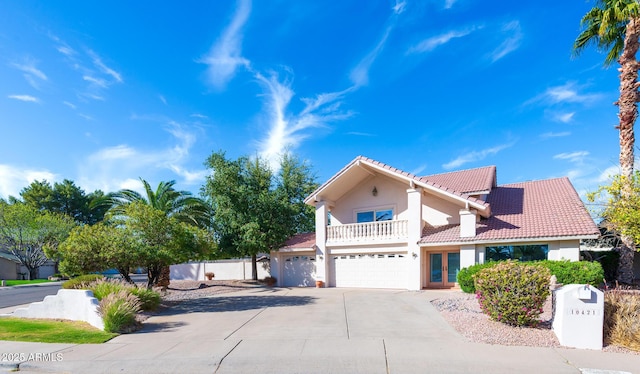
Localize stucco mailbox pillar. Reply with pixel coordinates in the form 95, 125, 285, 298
552, 284, 604, 350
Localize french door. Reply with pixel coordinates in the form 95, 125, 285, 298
426, 251, 460, 288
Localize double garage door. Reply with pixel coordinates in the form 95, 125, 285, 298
330, 253, 406, 289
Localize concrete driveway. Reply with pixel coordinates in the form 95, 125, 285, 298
2, 287, 639, 373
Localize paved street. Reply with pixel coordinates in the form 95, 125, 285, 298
0, 282, 61, 308
1, 287, 639, 373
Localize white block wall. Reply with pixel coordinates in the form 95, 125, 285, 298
170, 260, 270, 281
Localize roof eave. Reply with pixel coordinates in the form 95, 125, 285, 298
419, 233, 600, 247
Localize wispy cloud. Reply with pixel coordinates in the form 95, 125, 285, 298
87, 50, 123, 83
346, 131, 376, 137
255, 71, 353, 170
554, 151, 589, 164
159, 95, 167, 105
11, 60, 48, 90
393, 0, 407, 14
444, 0, 457, 9
63, 101, 77, 109
78, 123, 206, 192
554, 112, 575, 123
350, 27, 393, 87
407, 26, 480, 54
410, 164, 427, 175
83, 75, 109, 88
0, 165, 58, 199
540, 131, 571, 139
443, 142, 514, 170
8, 94, 40, 103
527, 82, 602, 107
191, 113, 208, 119
200, 0, 251, 91
490, 21, 522, 62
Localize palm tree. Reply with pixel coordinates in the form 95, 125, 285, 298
110, 179, 211, 227
109, 179, 211, 286
574, 0, 640, 283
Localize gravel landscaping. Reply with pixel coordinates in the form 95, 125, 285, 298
431, 291, 639, 355
147, 281, 638, 355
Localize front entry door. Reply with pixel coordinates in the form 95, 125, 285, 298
427, 251, 460, 288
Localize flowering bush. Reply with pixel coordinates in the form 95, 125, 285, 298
475, 260, 550, 327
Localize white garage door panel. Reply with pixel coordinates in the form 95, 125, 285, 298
331, 253, 406, 289
283, 255, 316, 287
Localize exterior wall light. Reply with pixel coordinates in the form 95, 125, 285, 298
372, 186, 378, 196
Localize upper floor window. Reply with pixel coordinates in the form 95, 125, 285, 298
485, 244, 548, 262
356, 208, 393, 223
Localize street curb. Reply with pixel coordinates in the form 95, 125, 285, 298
0, 282, 62, 290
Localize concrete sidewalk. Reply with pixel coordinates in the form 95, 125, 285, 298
1, 287, 638, 373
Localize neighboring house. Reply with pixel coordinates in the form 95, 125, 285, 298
270, 156, 600, 290
0, 251, 21, 280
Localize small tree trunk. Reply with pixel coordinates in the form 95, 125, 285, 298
28, 267, 38, 280
252, 253, 258, 281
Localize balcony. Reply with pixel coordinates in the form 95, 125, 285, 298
326, 220, 409, 245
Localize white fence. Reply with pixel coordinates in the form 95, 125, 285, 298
170, 259, 270, 281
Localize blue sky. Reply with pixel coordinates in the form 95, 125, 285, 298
0, 1, 625, 206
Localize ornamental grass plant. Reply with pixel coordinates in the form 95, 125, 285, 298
98, 290, 142, 333
604, 288, 640, 351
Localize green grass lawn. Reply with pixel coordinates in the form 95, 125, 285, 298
3, 279, 53, 287
0, 318, 117, 344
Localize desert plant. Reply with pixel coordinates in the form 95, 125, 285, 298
88, 279, 160, 311
88, 279, 130, 301
62, 274, 105, 289
604, 288, 640, 351
475, 260, 550, 327
129, 286, 161, 311
457, 262, 498, 293
98, 290, 142, 333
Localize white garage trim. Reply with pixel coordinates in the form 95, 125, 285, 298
329, 253, 407, 289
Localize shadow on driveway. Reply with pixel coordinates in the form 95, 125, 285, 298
157, 294, 317, 315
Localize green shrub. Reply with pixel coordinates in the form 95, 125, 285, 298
62, 274, 105, 289
457, 262, 498, 293
88, 279, 130, 301
604, 289, 640, 351
536, 260, 604, 286
129, 287, 161, 311
475, 260, 550, 327
98, 290, 142, 333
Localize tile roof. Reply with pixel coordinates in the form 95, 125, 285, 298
419, 177, 599, 244
419, 166, 496, 194
306, 156, 490, 212
282, 232, 316, 249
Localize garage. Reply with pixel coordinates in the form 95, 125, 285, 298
282, 254, 316, 287
330, 253, 407, 289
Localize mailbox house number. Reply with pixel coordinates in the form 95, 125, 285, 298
568, 308, 599, 316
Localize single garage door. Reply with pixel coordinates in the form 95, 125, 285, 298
283, 255, 316, 287
330, 253, 406, 289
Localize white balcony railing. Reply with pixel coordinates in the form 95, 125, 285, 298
326, 220, 408, 244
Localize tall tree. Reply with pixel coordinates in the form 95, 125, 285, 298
19, 179, 110, 225
203, 151, 317, 280
574, 0, 640, 283
109, 178, 211, 286
0, 202, 75, 279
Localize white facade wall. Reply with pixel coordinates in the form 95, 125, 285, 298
421, 193, 459, 226
330, 176, 409, 225
170, 260, 270, 281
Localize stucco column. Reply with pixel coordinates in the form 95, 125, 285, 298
459, 244, 476, 269
314, 200, 329, 285
407, 188, 422, 290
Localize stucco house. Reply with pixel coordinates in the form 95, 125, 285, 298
270, 156, 600, 290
